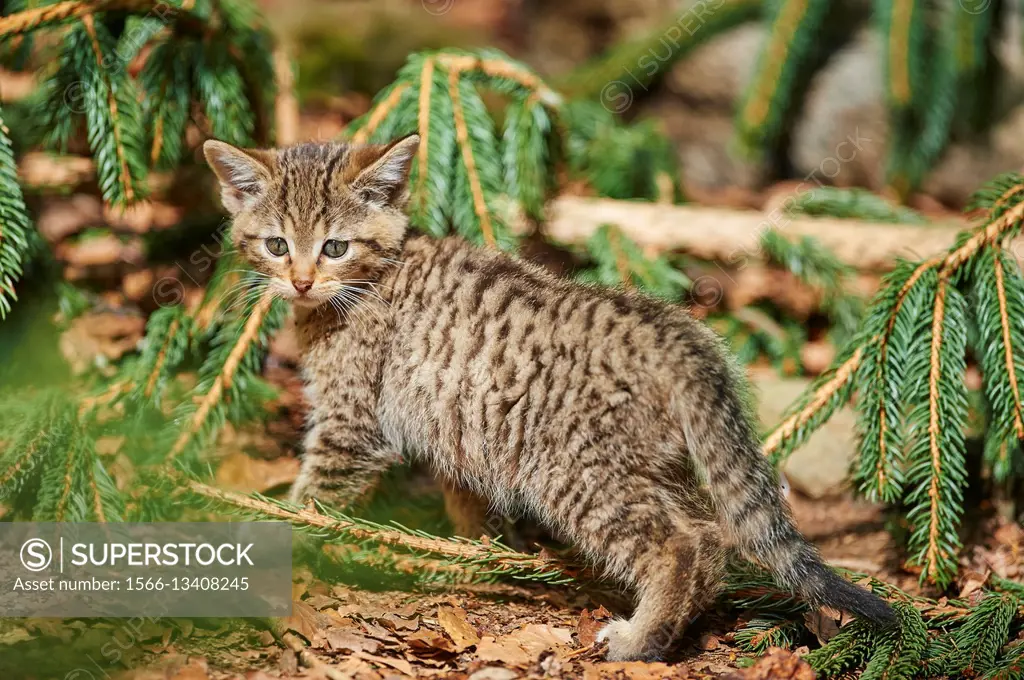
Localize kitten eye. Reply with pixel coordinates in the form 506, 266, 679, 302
265, 237, 288, 257
322, 240, 348, 259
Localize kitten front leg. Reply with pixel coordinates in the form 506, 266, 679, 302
289, 423, 398, 510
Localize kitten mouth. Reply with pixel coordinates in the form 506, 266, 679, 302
291, 296, 323, 309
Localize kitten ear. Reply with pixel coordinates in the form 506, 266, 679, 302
351, 134, 420, 208
203, 140, 275, 215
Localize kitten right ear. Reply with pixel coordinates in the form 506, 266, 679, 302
203, 140, 275, 215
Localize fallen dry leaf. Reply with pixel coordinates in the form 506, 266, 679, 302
581, 661, 680, 680
378, 613, 420, 632
467, 667, 519, 680
803, 608, 840, 645
722, 647, 815, 680
575, 607, 611, 647
284, 600, 330, 643
215, 451, 300, 493
698, 633, 720, 651
304, 593, 340, 611
353, 650, 415, 676
168, 659, 209, 680
326, 629, 380, 655
437, 605, 480, 651
476, 636, 533, 668
404, 628, 457, 656
476, 624, 574, 668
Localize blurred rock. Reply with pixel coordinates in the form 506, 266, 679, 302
659, 23, 767, 190
753, 372, 856, 498
792, 30, 888, 190
667, 22, 763, 107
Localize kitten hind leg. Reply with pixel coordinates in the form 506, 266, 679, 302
596, 520, 726, 661
440, 478, 491, 538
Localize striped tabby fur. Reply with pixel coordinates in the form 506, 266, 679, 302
204, 135, 894, 661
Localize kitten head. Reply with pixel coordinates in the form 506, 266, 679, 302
203, 135, 419, 308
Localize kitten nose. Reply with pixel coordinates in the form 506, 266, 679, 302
292, 279, 313, 294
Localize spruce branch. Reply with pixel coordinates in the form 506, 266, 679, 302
165, 291, 284, 464
974, 246, 1024, 481
433, 53, 561, 107
804, 619, 878, 677
448, 66, 498, 249
785, 187, 929, 225
408, 59, 456, 238
736, 0, 831, 155
0, 0, 159, 35
735, 617, 802, 654
75, 15, 149, 206
0, 104, 32, 319
575, 224, 690, 299
762, 346, 862, 462
759, 229, 863, 341
184, 479, 574, 584
989, 252, 1024, 437
766, 184, 1024, 458
985, 641, 1024, 680
859, 601, 927, 680
140, 38, 193, 169
878, 0, 919, 109
349, 83, 413, 145
948, 594, 1019, 677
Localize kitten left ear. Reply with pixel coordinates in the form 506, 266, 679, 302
351, 134, 420, 208
203, 140, 275, 215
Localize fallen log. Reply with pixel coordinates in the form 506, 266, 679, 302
544, 195, 974, 271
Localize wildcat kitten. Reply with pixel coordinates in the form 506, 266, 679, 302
204, 135, 894, 661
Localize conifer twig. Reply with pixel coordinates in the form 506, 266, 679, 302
924, 275, 950, 582
888, 0, 915, 106
185, 479, 570, 579
992, 254, 1024, 437
167, 292, 274, 460
55, 441, 78, 521
86, 463, 107, 523
0, 433, 43, 487
740, 0, 814, 131
606, 226, 633, 289
145, 317, 181, 398
0, 0, 156, 35
350, 83, 411, 145
436, 53, 560, 106
761, 347, 863, 456
448, 66, 497, 248
415, 56, 435, 200
81, 15, 137, 203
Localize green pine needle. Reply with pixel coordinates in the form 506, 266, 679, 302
0, 104, 32, 318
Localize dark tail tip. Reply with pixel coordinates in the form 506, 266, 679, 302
804, 565, 897, 627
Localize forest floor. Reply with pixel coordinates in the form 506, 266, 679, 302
11, 490, 982, 680
5, 331, 1021, 680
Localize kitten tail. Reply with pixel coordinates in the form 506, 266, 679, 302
680, 355, 896, 626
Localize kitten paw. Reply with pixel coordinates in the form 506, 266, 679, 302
596, 619, 664, 662
287, 479, 317, 505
